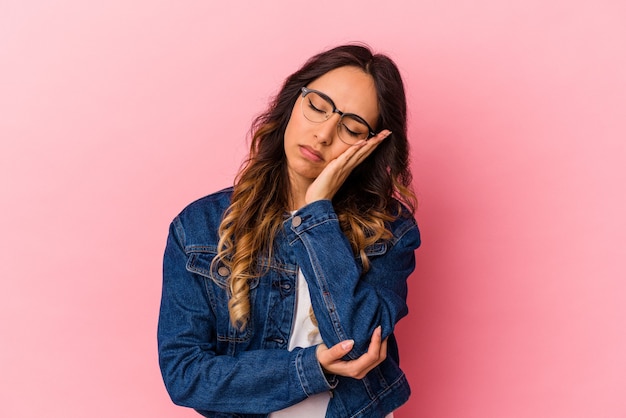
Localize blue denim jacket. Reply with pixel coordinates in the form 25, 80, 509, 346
158, 188, 421, 418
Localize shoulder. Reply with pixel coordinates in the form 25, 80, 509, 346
386, 200, 421, 249
171, 187, 234, 248
177, 186, 233, 220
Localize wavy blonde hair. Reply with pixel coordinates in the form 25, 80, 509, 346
212, 44, 416, 330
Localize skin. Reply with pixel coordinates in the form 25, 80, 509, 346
284, 66, 392, 210
283, 65, 392, 378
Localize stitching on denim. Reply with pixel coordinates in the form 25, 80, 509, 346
386, 217, 418, 246
350, 373, 408, 417
362, 371, 376, 398
294, 349, 309, 396
173, 216, 186, 248
202, 276, 219, 318
300, 233, 348, 343
374, 366, 389, 389
257, 257, 298, 273
216, 334, 252, 343
185, 244, 218, 253
296, 217, 337, 233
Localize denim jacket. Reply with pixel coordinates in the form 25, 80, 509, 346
158, 187, 421, 418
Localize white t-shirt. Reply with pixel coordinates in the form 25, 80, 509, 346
269, 269, 393, 418
270, 269, 330, 417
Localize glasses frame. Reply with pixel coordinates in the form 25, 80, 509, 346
300, 87, 376, 143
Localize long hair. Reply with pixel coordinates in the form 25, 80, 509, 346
213, 44, 416, 330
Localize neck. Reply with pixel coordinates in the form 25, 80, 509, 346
288, 185, 308, 212
287, 172, 312, 212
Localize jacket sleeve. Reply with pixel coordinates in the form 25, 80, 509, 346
157, 218, 333, 414
284, 199, 420, 358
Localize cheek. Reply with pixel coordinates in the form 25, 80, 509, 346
329, 143, 351, 160
284, 103, 303, 143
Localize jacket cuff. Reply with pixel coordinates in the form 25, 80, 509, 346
294, 346, 338, 396
285, 200, 338, 239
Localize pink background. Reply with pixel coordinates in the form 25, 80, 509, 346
1, 1, 625, 417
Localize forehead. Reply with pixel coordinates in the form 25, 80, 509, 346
307, 66, 379, 127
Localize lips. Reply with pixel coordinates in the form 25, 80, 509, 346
299, 145, 324, 162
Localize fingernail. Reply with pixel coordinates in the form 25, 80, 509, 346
376, 326, 382, 336
341, 340, 354, 350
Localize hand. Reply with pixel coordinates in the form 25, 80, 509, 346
305, 130, 392, 204
315, 326, 387, 380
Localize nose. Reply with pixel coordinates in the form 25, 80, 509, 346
314, 114, 340, 145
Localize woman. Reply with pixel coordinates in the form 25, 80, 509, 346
158, 44, 421, 418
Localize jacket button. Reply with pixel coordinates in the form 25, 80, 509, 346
218, 266, 230, 277
292, 215, 302, 227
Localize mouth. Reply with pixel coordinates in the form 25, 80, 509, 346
299, 145, 324, 162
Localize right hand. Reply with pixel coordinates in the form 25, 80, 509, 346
315, 326, 387, 380
304, 130, 391, 205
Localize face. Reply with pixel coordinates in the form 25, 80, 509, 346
283, 66, 379, 191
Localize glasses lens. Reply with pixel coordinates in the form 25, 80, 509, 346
301, 89, 371, 145
337, 115, 370, 144
302, 91, 333, 123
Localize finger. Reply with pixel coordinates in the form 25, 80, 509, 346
337, 129, 389, 162
316, 328, 388, 379
343, 130, 391, 166
379, 337, 388, 362
328, 142, 377, 177
342, 327, 384, 378
329, 339, 355, 359
324, 130, 390, 173
354, 328, 387, 376
316, 340, 354, 365
373, 129, 393, 141
363, 129, 392, 146
366, 326, 383, 359
355, 336, 388, 378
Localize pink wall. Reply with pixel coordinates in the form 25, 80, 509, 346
1, 1, 625, 417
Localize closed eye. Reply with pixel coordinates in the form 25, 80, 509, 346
307, 98, 326, 114
341, 123, 363, 137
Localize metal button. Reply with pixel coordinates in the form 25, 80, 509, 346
292, 215, 302, 227
218, 266, 230, 277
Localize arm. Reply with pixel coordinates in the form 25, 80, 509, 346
285, 200, 420, 358
157, 219, 333, 414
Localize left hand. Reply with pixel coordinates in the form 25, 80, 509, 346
316, 326, 388, 380
305, 130, 392, 204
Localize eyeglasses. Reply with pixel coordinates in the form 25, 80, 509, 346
300, 87, 376, 145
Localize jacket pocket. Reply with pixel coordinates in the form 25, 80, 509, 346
186, 251, 258, 345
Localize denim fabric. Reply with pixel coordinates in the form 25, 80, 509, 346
158, 187, 421, 418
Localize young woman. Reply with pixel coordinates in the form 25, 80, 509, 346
158, 44, 421, 418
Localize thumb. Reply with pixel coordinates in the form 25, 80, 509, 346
316, 340, 354, 373
316, 339, 354, 365
340, 340, 355, 351
327, 339, 354, 359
